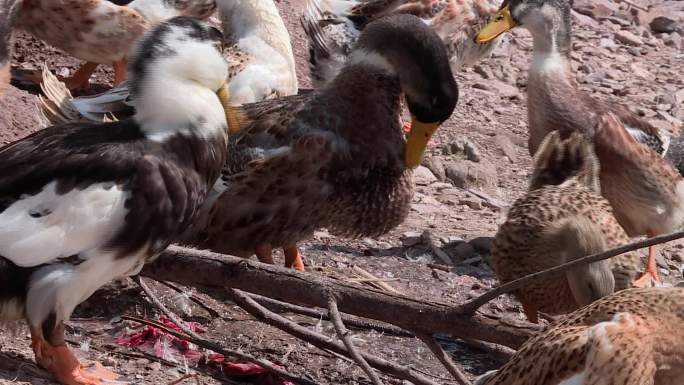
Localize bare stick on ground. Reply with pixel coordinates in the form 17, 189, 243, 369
142, 246, 540, 349
457, 229, 684, 315
229, 288, 441, 385
133, 277, 316, 385
418, 334, 470, 385
327, 294, 383, 385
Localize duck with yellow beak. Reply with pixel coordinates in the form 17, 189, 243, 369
182, 14, 458, 272
476, 0, 681, 289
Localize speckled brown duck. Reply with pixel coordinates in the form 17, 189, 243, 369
181, 14, 458, 271
475, 287, 684, 385
302, 0, 501, 87
14, 0, 216, 90
493, 130, 641, 323
477, 0, 684, 287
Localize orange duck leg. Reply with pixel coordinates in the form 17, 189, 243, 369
31, 322, 120, 385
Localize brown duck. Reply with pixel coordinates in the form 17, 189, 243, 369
493, 130, 641, 323
181, 14, 459, 271
477, 0, 684, 287
475, 287, 684, 385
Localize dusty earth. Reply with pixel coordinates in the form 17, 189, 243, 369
1, 0, 684, 384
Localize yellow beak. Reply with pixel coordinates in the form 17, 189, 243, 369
216, 81, 245, 134
476, 5, 517, 43
405, 117, 440, 169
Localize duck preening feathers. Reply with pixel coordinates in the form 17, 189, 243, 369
493, 131, 641, 323
0, 17, 231, 384
477, 0, 684, 288
181, 14, 458, 271
475, 287, 684, 385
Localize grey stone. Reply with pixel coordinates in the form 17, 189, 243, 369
651, 16, 680, 34
413, 165, 437, 186
615, 30, 644, 46
400, 231, 423, 247
445, 160, 499, 195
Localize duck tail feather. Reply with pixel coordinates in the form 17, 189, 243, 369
301, 0, 359, 87
529, 130, 600, 193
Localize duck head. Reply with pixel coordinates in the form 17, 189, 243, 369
349, 14, 459, 168
128, 16, 234, 141
477, 0, 572, 54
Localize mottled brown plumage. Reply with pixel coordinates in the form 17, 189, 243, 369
475, 287, 684, 385
14, 0, 216, 89
478, 0, 684, 287
493, 131, 641, 323
182, 14, 458, 270
302, 0, 500, 87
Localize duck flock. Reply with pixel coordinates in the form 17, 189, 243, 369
0, 0, 682, 384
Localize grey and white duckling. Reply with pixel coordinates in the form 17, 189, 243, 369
477, 0, 684, 288
181, 14, 458, 271
302, 0, 501, 87
0, 17, 231, 385
40, 0, 297, 124
14, 0, 216, 90
493, 130, 641, 323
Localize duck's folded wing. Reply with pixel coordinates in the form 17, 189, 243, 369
0, 181, 128, 267
0, 122, 140, 267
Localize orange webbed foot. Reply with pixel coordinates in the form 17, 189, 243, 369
633, 244, 661, 288
38, 345, 122, 385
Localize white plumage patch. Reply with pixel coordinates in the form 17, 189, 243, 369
134, 25, 229, 142
26, 249, 145, 328
0, 181, 128, 267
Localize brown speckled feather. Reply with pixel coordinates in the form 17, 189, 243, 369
476, 288, 684, 385
183, 68, 413, 257
14, 0, 215, 65
493, 132, 641, 321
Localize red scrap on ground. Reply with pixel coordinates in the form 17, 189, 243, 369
116, 316, 295, 385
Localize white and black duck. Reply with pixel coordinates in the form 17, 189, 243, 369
0, 17, 231, 385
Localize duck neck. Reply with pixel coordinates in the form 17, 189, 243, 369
526, 12, 573, 76
133, 77, 228, 144
326, 61, 405, 166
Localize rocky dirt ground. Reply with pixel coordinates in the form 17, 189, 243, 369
1, 0, 684, 384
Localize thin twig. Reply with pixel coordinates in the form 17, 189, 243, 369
157, 280, 222, 318
133, 277, 317, 385
417, 334, 470, 385
352, 266, 402, 295
457, 230, 684, 315
245, 293, 412, 337
327, 295, 383, 385
229, 289, 440, 385
167, 373, 198, 385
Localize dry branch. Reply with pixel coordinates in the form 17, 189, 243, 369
327, 295, 383, 385
229, 289, 440, 385
133, 277, 316, 385
245, 293, 413, 337
418, 334, 470, 385
457, 229, 684, 314
142, 246, 540, 349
